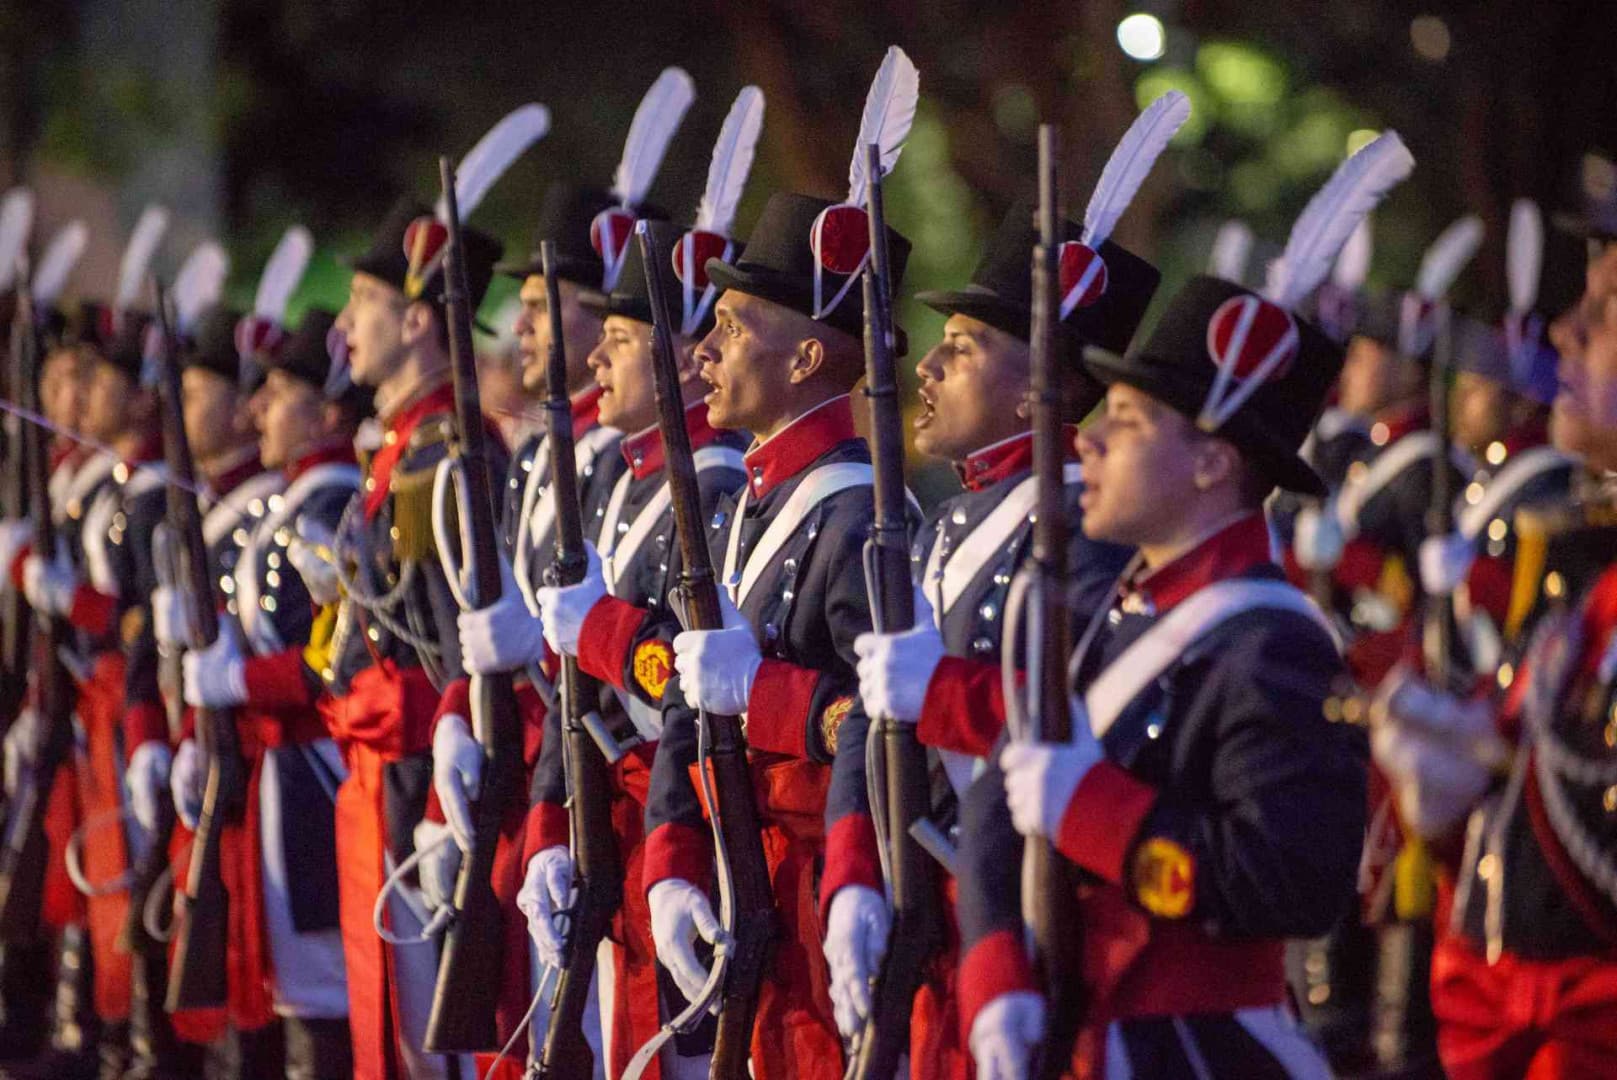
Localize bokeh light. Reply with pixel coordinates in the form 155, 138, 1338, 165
1117, 14, 1167, 62
1410, 15, 1451, 62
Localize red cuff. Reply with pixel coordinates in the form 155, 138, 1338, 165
242, 649, 315, 709
423, 783, 445, 825
514, 682, 547, 766
576, 595, 647, 691
819, 812, 883, 921
68, 586, 115, 636
123, 700, 169, 750
958, 929, 1037, 1047
524, 800, 570, 865
642, 822, 711, 889
917, 656, 1013, 757
180, 706, 197, 742
432, 678, 471, 733
1054, 760, 1159, 885
743, 659, 818, 758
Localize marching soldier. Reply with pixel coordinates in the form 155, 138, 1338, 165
956, 133, 1410, 1078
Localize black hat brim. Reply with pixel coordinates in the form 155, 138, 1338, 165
578, 288, 651, 325
494, 251, 605, 285
704, 258, 908, 356
1081, 345, 1328, 497
914, 286, 1030, 342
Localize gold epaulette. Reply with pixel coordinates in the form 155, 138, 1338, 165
1506, 497, 1617, 640
303, 601, 340, 681
389, 416, 457, 564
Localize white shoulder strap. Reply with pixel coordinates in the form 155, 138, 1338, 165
1084, 579, 1338, 738
1457, 446, 1575, 541
515, 426, 623, 592
603, 445, 745, 596
202, 470, 286, 549
1335, 431, 1440, 530
939, 463, 1082, 615
722, 460, 873, 609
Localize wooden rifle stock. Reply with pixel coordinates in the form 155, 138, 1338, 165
850, 144, 940, 1080
1025, 126, 1084, 1080
533, 240, 624, 1078
157, 281, 247, 1011
637, 219, 773, 1080
424, 157, 527, 1053
0, 279, 76, 939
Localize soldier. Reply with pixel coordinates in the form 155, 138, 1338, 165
956, 134, 1409, 1078
1370, 232, 1617, 1079
846, 88, 1181, 1067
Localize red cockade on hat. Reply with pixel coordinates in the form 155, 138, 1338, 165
1198, 293, 1299, 431
1398, 291, 1438, 358
401, 216, 449, 301
591, 207, 638, 291
1058, 241, 1110, 319
808, 203, 872, 320
234, 314, 286, 363
672, 228, 734, 335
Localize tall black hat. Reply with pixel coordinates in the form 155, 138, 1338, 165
263, 307, 373, 413
346, 197, 503, 312
178, 303, 246, 384
496, 185, 619, 286
1395, 215, 1484, 363
1083, 133, 1414, 496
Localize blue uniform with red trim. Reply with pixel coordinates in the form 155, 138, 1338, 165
957, 513, 1364, 1077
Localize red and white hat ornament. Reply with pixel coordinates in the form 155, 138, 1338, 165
403, 102, 552, 299
235, 224, 313, 387
596, 68, 695, 292
808, 46, 918, 321
1062, 89, 1190, 321
1199, 132, 1414, 433
673, 85, 764, 335
1397, 213, 1483, 359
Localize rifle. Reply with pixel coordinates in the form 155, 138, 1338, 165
1422, 307, 1457, 688
160, 280, 248, 1011
1023, 125, 1085, 1080
532, 239, 624, 1078
638, 218, 773, 1080
423, 156, 528, 1052
0, 302, 28, 726
0, 277, 77, 940
849, 143, 940, 1080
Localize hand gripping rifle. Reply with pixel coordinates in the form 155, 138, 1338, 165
423, 157, 528, 1052
638, 219, 773, 1080
848, 143, 941, 1080
159, 280, 249, 1011
531, 239, 625, 1078
1020, 126, 1086, 1079
0, 275, 77, 939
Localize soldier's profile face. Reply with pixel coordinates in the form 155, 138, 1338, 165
588, 315, 658, 431
1451, 371, 1511, 453
338, 272, 407, 387
913, 314, 1030, 462
253, 370, 325, 469
82, 360, 134, 443
1076, 383, 1202, 548
1563, 305, 1617, 470
515, 275, 601, 395
181, 367, 249, 464
1337, 336, 1398, 415
696, 291, 795, 434
40, 347, 84, 431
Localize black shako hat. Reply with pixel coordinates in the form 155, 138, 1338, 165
495, 184, 670, 288
67, 302, 150, 383
705, 191, 911, 346
916, 197, 1159, 360
582, 219, 726, 338
347, 197, 503, 312
264, 308, 374, 413
1084, 275, 1344, 496
178, 304, 246, 384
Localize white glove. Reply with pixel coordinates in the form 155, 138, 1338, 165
3, 708, 38, 796
182, 622, 248, 709
287, 518, 340, 606
151, 584, 197, 648
516, 845, 574, 971
1293, 504, 1346, 572
1001, 706, 1103, 840
534, 541, 607, 656
0, 519, 33, 586
1419, 533, 1476, 597
126, 742, 174, 833
824, 885, 891, 1039
457, 557, 547, 674
853, 588, 944, 723
22, 548, 78, 616
412, 818, 462, 913
969, 991, 1046, 1080
672, 588, 760, 716
432, 714, 482, 853
1370, 668, 1501, 837
170, 738, 204, 830
648, 878, 724, 1006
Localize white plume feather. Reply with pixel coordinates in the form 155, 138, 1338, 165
611, 68, 696, 208
1081, 90, 1190, 250
1414, 213, 1483, 301
0, 189, 35, 293
173, 241, 230, 333
115, 204, 170, 314
253, 225, 314, 323
1506, 198, 1543, 316
31, 221, 88, 308
1262, 132, 1414, 310
1208, 220, 1253, 282
438, 103, 551, 221
695, 86, 765, 235
1332, 218, 1373, 291
846, 46, 920, 205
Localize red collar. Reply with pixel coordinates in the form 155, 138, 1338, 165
125, 431, 163, 467
954, 427, 1081, 492
1500, 418, 1549, 460
1127, 512, 1272, 614
742, 395, 858, 499
1369, 402, 1427, 448
286, 442, 358, 482
209, 451, 266, 498
573, 384, 605, 438
621, 401, 726, 480
365, 382, 456, 519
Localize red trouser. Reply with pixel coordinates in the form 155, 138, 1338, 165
909, 882, 969, 1080
75, 652, 133, 1022
1432, 934, 1617, 1079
